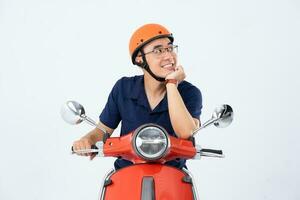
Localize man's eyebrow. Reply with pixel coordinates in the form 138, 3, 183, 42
152, 43, 173, 50
152, 45, 163, 49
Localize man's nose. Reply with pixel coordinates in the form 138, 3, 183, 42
162, 50, 174, 60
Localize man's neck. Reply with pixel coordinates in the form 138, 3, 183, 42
143, 73, 166, 98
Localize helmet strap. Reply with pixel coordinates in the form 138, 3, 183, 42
139, 52, 165, 82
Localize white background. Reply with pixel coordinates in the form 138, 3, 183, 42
1, 0, 299, 199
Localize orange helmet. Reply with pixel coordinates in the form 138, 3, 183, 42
129, 23, 174, 65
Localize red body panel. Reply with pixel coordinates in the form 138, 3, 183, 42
103, 133, 197, 164
103, 164, 194, 200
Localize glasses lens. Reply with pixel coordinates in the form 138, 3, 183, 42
147, 45, 178, 58
172, 45, 178, 53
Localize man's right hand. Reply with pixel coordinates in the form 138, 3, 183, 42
72, 122, 114, 160
72, 137, 97, 160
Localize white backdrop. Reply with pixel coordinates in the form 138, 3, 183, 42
1, 0, 299, 199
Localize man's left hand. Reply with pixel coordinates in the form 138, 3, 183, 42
165, 65, 186, 83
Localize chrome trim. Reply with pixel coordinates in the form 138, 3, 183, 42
200, 152, 225, 158
132, 123, 170, 161
182, 168, 199, 200
192, 104, 234, 135
98, 168, 115, 200
95, 141, 104, 157
141, 176, 155, 200
193, 144, 225, 159
193, 144, 202, 160
82, 114, 108, 134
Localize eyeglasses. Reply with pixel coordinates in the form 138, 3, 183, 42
143, 45, 178, 58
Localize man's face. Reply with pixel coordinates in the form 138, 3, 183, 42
140, 38, 177, 78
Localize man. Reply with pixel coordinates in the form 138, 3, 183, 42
73, 23, 202, 170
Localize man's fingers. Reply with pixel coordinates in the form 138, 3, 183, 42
73, 140, 90, 156
90, 153, 96, 160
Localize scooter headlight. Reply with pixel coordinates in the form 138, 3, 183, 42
133, 124, 169, 161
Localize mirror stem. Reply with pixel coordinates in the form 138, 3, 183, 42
81, 115, 107, 134
192, 117, 219, 135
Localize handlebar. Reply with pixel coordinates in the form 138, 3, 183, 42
199, 148, 224, 158
71, 144, 98, 153
194, 145, 225, 159
71, 142, 104, 156
70, 141, 224, 160
201, 148, 223, 155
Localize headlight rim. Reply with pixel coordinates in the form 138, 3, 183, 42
132, 123, 170, 161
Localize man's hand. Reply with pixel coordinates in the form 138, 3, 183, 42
72, 122, 114, 161
73, 137, 97, 160
165, 65, 186, 83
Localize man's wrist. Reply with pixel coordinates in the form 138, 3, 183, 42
165, 79, 178, 86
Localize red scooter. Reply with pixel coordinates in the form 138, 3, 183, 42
61, 101, 233, 200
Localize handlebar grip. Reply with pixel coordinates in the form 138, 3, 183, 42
71, 145, 98, 153
201, 148, 223, 155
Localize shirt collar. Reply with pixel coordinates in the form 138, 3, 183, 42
129, 75, 144, 99
153, 95, 168, 113
129, 75, 168, 113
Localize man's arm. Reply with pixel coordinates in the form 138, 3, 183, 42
72, 122, 114, 159
166, 83, 200, 139
165, 65, 201, 139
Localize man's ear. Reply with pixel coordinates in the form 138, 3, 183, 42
135, 52, 143, 64
135, 57, 142, 64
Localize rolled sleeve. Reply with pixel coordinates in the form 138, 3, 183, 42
181, 85, 203, 120
99, 80, 121, 129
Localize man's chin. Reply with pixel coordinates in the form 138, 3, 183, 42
165, 70, 175, 76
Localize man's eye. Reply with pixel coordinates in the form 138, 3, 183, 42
154, 48, 164, 54
167, 47, 173, 52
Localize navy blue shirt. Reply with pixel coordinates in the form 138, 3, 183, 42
99, 75, 202, 170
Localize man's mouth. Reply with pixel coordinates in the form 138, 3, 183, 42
161, 63, 175, 70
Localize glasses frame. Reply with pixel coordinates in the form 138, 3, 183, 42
142, 45, 178, 58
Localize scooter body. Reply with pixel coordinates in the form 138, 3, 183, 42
97, 127, 199, 200
61, 101, 233, 200
101, 164, 195, 200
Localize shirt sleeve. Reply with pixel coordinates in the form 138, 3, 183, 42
99, 79, 122, 129
181, 84, 203, 120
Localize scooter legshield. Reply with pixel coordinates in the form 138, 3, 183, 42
101, 164, 195, 200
